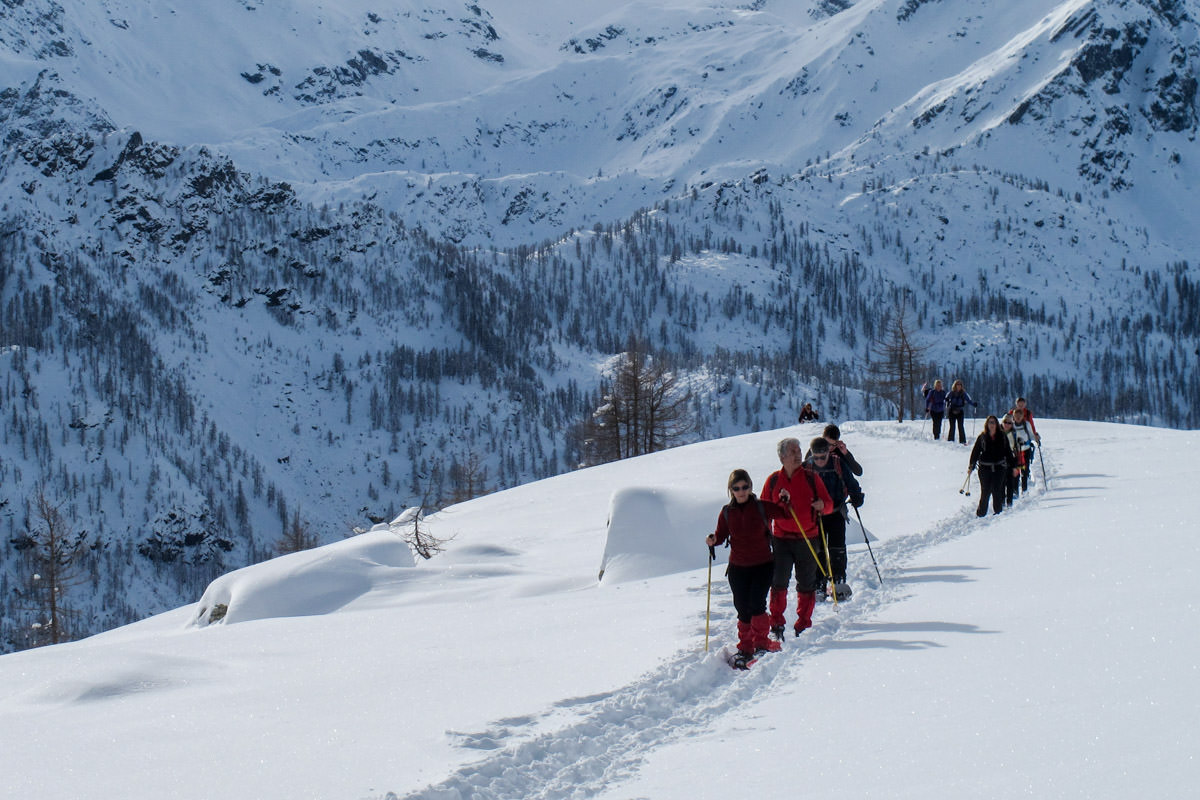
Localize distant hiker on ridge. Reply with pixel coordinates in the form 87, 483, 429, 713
922, 379, 947, 440
945, 379, 978, 445
798, 402, 819, 423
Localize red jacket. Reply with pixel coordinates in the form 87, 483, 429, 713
761, 467, 834, 539
712, 496, 790, 566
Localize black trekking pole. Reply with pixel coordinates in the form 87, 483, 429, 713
705, 544, 715, 652
959, 467, 973, 496
850, 503, 883, 584
1036, 442, 1048, 490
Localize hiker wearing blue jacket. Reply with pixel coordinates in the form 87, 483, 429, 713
945, 379, 977, 444
922, 379, 947, 439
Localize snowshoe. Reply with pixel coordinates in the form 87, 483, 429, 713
756, 640, 782, 655
729, 650, 756, 670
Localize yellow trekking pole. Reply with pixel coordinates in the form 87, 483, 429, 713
786, 504, 830, 580
705, 544, 715, 652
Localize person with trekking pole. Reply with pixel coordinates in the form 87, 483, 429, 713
1000, 414, 1021, 506
968, 415, 1018, 517
705, 469, 792, 669
804, 437, 865, 601
1010, 407, 1038, 493
815, 423, 864, 476
945, 379, 978, 445
761, 438, 834, 640
1007, 397, 1042, 448
922, 380, 947, 440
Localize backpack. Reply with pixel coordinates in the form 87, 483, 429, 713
764, 468, 819, 534
721, 499, 772, 542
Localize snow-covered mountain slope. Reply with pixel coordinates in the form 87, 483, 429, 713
1, 420, 1197, 799
1, 0, 1198, 649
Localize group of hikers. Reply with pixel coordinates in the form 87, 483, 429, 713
923, 382, 1043, 516
706, 392, 1044, 669
705, 423, 865, 669
963, 396, 1043, 517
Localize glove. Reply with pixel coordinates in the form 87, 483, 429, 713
850, 491, 865, 508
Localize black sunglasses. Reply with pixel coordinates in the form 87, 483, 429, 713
731, 483, 751, 491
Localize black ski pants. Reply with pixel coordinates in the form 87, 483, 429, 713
1005, 469, 1019, 505
947, 410, 967, 444
976, 464, 1007, 516
726, 561, 773, 624
930, 411, 944, 439
772, 537, 822, 594
818, 512, 847, 585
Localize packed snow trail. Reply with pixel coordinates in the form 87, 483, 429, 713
385, 450, 1055, 800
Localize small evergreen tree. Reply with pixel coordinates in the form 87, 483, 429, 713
581, 335, 694, 465
11, 486, 89, 647
276, 508, 318, 555
866, 298, 928, 422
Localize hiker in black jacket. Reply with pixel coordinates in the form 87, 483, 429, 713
968, 415, 1018, 517
804, 437, 864, 599
818, 423, 864, 476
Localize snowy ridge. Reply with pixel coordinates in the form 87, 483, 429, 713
2, 419, 1197, 798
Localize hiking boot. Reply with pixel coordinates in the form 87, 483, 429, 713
731, 651, 753, 670
794, 622, 810, 637
770, 625, 786, 641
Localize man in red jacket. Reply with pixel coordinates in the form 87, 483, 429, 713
761, 437, 834, 639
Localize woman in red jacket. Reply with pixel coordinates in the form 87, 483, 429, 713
706, 469, 791, 668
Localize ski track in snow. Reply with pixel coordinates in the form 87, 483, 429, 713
384, 439, 1055, 800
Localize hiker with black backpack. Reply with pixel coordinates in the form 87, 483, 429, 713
706, 469, 792, 669
945, 379, 978, 444
804, 437, 865, 600
816, 423, 864, 476
1001, 414, 1022, 506
761, 437, 834, 640
968, 415, 1019, 517
1009, 407, 1038, 492
922, 380, 948, 440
